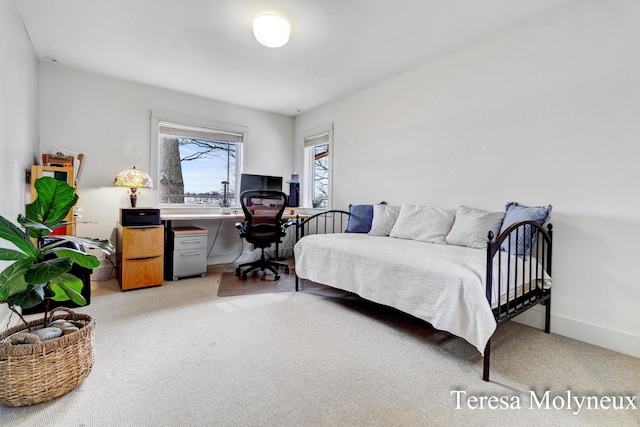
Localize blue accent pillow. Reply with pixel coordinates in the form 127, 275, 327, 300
499, 202, 552, 255
345, 202, 387, 233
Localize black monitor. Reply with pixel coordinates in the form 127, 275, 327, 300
240, 173, 283, 194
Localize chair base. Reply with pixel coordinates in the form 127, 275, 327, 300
236, 250, 290, 280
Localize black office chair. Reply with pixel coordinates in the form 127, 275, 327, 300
235, 189, 291, 280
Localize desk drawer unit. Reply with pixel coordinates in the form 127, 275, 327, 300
117, 225, 164, 291
172, 227, 208, 281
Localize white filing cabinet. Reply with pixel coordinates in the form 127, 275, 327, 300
172, 227, 208, 281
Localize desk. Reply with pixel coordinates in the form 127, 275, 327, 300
162, 213, 243, 222
161, 211, 304, 222
161, 212, 307, 280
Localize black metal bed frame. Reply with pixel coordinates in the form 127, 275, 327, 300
294, 210, 351, 293
293, 210, 553, 381
483, 220, 553, 381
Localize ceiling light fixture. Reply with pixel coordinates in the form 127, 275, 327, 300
253, 13, 291, 48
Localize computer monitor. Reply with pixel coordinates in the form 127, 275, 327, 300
240, 173, 283, 194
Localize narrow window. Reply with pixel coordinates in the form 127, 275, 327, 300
304, 127, 332, 209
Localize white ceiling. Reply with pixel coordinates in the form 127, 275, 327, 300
15, 0, 573, 117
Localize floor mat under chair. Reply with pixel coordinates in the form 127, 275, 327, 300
217, 268, 296, 296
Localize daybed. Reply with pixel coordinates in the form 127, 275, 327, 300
293, 203, 553, 381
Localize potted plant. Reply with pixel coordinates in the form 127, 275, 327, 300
0, 176, 115, 407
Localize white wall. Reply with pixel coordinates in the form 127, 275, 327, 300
0, 0, 39, 326
294, 0, 640, 358
39, 64, 294, 266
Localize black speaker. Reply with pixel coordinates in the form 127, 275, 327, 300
120, 208, 161, 226
288, 183, 299, 207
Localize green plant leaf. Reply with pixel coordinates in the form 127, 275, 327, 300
42, 235, 116, 256
17, 214, 52, 233
70, 236, 116, 255
6, 284, 46, 309
24, 258, 73, 284
46, 248, 101, 269
1, 175, 117, 315
43, 286, 56, 298
24, 177, 78, 239
0, 215, 40, 258
0, 248, 30, 261
0, 258, 33, 301
50, 273, 86, 305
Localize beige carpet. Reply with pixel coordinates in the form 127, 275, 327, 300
2, 265, 640, 426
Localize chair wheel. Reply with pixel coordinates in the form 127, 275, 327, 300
241, 272, 247, 280
274, 274, 281, 280
236, 267, 241, 275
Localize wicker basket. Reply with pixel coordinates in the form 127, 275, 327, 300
0, 307, 95, 407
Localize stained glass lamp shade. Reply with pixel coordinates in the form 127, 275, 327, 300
113, 166, 153, 208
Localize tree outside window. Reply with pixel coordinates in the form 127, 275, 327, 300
159, 133, 239, 206
304, 127, 332, 209
312, 144, 329, 208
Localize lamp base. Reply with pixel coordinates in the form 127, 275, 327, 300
130, 196, 137, 208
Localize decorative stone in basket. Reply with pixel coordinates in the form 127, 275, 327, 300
0, 176, 115, 407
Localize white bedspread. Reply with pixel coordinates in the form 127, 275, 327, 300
294, 233, 551, 354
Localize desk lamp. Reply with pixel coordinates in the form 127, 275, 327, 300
113, 166, 153, 208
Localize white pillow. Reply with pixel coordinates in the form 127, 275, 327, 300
389, 204, 455, 244
369, 205, 401, 236
445, 205, 505, 249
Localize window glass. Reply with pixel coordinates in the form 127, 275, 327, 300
158, 122, 242, 206
312, 144, 329, 208
303, 126, 332, 209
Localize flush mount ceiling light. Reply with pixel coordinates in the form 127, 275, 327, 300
253, 13, 291, 48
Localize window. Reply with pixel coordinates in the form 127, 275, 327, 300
151, 115, 245, 207
303, 125, 332, 209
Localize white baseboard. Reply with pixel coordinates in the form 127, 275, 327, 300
513, 306, 640, 359
0, 305, 23, 329
0, 306, 10, 330
90, 261, 115, 281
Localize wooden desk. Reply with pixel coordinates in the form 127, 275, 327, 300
161, 210, 304, 222
162, 213, 244, 222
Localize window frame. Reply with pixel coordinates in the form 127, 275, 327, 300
150, 112, 247, 208
302, 124, 333, 210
